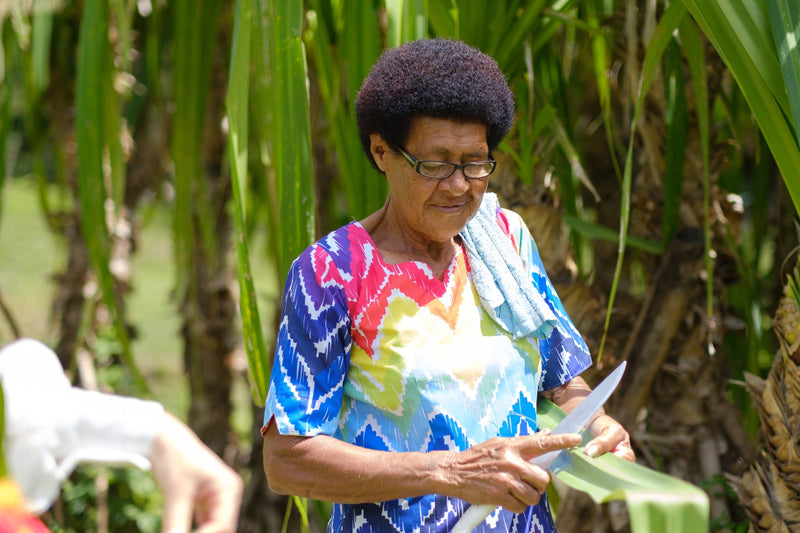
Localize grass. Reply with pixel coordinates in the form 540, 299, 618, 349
0, 176, 279, 424
0, 178, 63, 345
0, 177, 186, 413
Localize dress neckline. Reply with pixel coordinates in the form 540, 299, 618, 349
350, 221, 465, 284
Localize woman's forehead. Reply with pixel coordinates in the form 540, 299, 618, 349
406, 117, 488, 152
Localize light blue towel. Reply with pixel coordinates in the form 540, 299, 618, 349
460, 193, 556, 340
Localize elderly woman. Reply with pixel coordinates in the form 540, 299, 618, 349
262, 38, 633, 532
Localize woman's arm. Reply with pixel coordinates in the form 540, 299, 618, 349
262, 421, 581, 513
540, 377, 635, 461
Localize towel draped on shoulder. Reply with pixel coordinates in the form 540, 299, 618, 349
459, 193, 556, 340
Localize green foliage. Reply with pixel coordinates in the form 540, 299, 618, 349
597, 1, 688, 360
787, 258, 800, 310
305, 0, 387, 222
282, 495, 310, 533
170, 0, 223, 300
767, 0, 800, 145
227, 0, 270, 405
539, 400, 710, 533
699, 474, 749, 532
683, 0, 800, 213
75, 0, 144, 390
45, 466, 162, 533
265, 0, 315, 281
4, 0, 800, 531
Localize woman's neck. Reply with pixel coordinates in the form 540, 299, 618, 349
360, 202, 458, 279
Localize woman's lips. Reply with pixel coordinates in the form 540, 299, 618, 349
433, 202, 466, 213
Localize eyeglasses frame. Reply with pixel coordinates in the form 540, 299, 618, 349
394, 145, 497, 180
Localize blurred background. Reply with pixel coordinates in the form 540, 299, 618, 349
1, 0, 800, 531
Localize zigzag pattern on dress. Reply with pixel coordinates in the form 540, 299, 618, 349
264, 215, 592, 532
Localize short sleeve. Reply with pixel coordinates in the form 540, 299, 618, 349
500, 209, 592, 391
263, 245, 353, 437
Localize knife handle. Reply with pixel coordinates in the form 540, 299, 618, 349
452, 504, 495, 533
451, 451, 559, 532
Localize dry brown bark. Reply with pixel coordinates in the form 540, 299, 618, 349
731, 275, 800, 533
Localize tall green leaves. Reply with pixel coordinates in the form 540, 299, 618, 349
598, 1, 688, 359
682, 0, 800, 214
767, 0, 800, 146
386, 0, 428, 46
267, 0, 314, 280
75, 0, 144, 387
225, 0, 315, 401
171, 0, 222, 300
305, 0, 385, 222
227, 0, 269, 405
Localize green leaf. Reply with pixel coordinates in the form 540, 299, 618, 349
588, 3, 623, 188
767, 0, 800, 145
171, 0, 222, 296
342, 0, 386, 217
76, 0, 144, 391
683, 0, 800, 215
30, 5, 52, 92
226, 0, 269, 406
305, 0, 385, 222
538, 400, 710, 533
598, 1, 687, 360
386, 0, 428, 48
267, 0, 315, 281
563, 215, 663, 255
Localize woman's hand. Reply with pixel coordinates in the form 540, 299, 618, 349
584, 414, 635, 461
541, 376, 635, 464
440, 431, 582, 513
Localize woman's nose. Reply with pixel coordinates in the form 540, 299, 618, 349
438, 168, 472, 193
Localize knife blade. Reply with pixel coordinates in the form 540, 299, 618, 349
452, 360, 627, 533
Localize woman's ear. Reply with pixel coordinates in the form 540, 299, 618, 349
370, 133, 390, 173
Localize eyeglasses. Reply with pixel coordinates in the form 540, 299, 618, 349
395, 145, 496, 179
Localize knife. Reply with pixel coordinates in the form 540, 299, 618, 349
452, 360, 627, 533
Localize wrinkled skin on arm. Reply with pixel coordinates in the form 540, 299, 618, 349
262, 421, 582, 513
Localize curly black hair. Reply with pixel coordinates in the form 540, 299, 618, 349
355, 38, 515, 170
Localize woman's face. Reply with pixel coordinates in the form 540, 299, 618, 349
371, 116, 490, 247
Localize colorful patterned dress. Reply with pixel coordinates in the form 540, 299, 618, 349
263, 206, 591, 533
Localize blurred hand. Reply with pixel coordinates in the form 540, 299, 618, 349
583, 414, 635, 462
149, 413, 244, 533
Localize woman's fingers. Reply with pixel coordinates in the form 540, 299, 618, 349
515, 431, 583, 462
450, 431, 583, 512
584, 415, 635, 461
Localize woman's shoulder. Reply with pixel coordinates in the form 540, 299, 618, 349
292, 222, 372, 280
497, 206, 525, 235
311, 222, 374, 260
